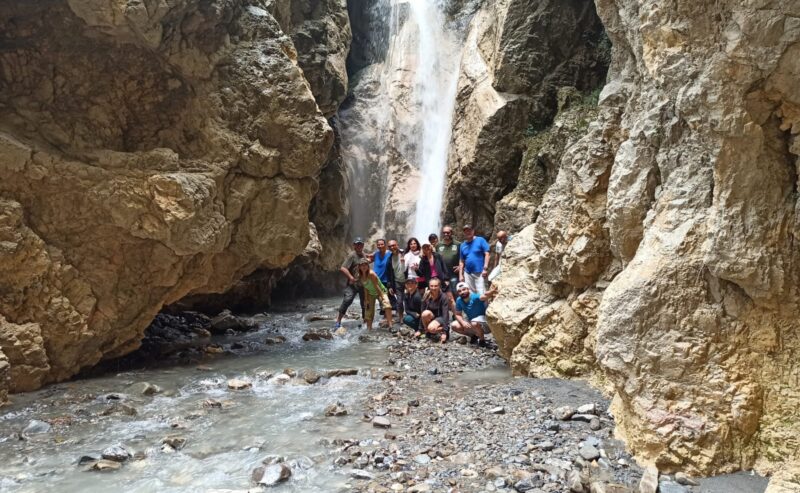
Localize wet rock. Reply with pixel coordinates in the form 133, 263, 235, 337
99, 403, 138, 416
571, 414, 596, 423
264, 336, 286, 345
84, 459, 122, 472
210, 309, 259, 334
555, 406, 575, 421
101, 445, 131, 462
302, 329, 333, 341
638, 465, 658, 493
513, 476, 538, 491
326, 368, 359, 377
334, 327, 348, 337
77, 454, 101, 465
162, 435, 187, 450
128, 382, 161, 396
203, 399, 223, 408
270, 374, 291, 385
282, 368, 297, 377
325, 402, 348, 417
674, 473, 699, 486
372, 416, 392, 428
23, 420, 51, 435
253, 463, 292, 486
302, 369, 322, 384
227, 379, 252, 390
579, 445, 600, 461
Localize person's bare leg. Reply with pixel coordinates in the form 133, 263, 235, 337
418, 310, 433, 337
384, 308, 393, 327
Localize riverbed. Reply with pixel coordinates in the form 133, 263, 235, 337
0, 298, 769, 493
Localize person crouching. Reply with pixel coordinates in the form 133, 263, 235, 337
402, 277, 422, 331
419, 278, 450, 344
451, 282, 497, 346
356, 258, 394, 330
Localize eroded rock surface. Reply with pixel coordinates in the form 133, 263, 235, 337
0, 0, 339, 396
489, 0, 800, 479
442, 0, 608, 233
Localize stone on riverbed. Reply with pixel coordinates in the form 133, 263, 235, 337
264, 336, 286, 345
84, 459, 122, 472
638, 465, 658, 493
302, 369, 322, 384
372, 416, 392, 428
102, 445, 131, 462
325, 402, 348, 416
579, 444, 600, 461
23, 419, 51, 435
252, 463, 292, 486
326, 368, 359, 377
162, 435, 187, 450
302, 329, 333, 341
128, 382, 162, 396
555, 406, 575, 421
674, 472, 699, 486
227, 379, 252, 390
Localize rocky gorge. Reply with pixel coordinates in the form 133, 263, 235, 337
1, 0, 799, 491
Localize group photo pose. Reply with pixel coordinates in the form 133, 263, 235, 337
335, 224, 501, 345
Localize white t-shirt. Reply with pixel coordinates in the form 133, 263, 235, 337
495, 241, 504, 261
404, 250, 421, 279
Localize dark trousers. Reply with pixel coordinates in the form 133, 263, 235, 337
391, 281, 405, 317
339, 284, 365, 318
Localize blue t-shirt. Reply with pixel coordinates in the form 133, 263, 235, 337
372, 251, 392, 284
456, 293, 487, 321
459, 237, 490, 274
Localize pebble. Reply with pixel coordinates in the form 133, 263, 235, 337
576, 403, 598, 415
302, 369, 321, 384
414, 454, 431, 465
326, 368, 359, 377
555, 406, 576, 421
579, 444, 601, 461
489, 406, 505, 415
128, 382, 161, 396
162, 435, 187, 450
351, 469, 376, 480
372, 416, 392, 428
590, 418, 602, 430
84, 459, 121, 472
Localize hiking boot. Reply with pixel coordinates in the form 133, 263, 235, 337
469, 335, 479, 345
334, 322, 342, 330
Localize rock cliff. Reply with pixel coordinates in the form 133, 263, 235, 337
0, 0, 345, 397
442, 0, 608, 233
489, 0, 800, 481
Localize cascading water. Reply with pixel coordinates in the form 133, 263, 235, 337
406, 0, 462, 239
341, 0, 465, 242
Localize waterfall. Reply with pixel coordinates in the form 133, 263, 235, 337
341, 0, 465, 242
407, 0, 462, 240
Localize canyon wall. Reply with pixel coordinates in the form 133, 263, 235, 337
488, 0, 800, 481
442, 0, 608, 234
0, 0, 349, 397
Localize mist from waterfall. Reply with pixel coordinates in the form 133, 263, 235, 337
340, 0, 464, 242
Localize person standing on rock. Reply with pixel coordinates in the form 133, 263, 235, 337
488, 230, 508, 283
417, 243, 448, 291
356, 258, 394, 330
335, 237, 368, 329
437, 225, 461, 299
419, 278, 450, 343
458, 224, 490, 295
451, 282, 498, 346
403, 237, 423, 286
402, 277, 422, 331
388, 240, 406, 320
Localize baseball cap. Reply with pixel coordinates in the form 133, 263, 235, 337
404, 277, 418, 284
353, 237, 364, 244
462, 224, 473, 230
456, 282, 469, 291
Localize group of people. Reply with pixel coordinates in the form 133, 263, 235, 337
335, 224, 509, 345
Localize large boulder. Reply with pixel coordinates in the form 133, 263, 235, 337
489, 0, 800, 478
0, 0, 337, 395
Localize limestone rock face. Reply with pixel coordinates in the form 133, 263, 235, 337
442, 0, 608, 232
0, 0, 336, 396
489, 0, 800, 478
276, 0, 352, 117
